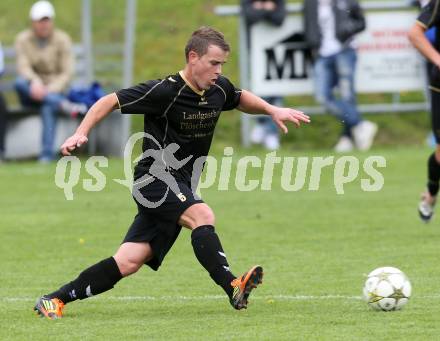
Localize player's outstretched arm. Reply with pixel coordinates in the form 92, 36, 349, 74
60, 93, 119, 156
237, 89, 310, 134
408, 23, 440, 67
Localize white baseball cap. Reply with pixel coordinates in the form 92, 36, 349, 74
30, 1, 55, 21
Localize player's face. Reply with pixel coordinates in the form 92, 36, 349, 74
190, 45, 228, 90
32, 18, 53, 39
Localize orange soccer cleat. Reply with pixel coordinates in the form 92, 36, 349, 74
34, 296, 65, 320
229, 265, 263, 310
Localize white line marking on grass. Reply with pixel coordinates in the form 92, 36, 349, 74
270, 295, 362, 300
5, 294, 440, 302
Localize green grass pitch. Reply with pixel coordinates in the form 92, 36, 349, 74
1, 146, 439, 340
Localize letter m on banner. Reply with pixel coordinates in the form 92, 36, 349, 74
264, 32, 311, 81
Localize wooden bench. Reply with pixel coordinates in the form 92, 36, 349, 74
1, 43, 127, 159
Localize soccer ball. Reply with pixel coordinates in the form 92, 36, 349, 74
363, 266, 412, 311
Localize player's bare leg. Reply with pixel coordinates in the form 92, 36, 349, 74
179, 203, 263, 310
113, 242, 154, 276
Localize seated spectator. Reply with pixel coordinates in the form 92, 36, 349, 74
14, 0, 74, 162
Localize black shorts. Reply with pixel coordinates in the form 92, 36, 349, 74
431, 89, 440, 144
122, 178, 203, 270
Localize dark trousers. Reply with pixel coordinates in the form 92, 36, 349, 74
0, 93, 6, 153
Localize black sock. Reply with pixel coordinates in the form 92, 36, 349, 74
47, 257, 122, 304
428, 153, 440, 197
191, 225, 236, 297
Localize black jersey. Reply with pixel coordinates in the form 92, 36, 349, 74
417, 0, 440, 31
116, 71, 242, 181
417, 0, 440, 89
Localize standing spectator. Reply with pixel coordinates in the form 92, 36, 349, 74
0, 42, 7, 162
409, 0, 440, 222
241, 0, 286, 150
303, 0, 377, 152
14, 0, 74, 162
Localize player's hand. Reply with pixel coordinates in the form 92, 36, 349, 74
60, 133, 88, 156
270, 108, 310, 134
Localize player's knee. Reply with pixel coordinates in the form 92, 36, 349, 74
180, 204, 215, 229
195, 205, 215, 227
114, 252, 148, 277
115, 258, 143, 277
190, 205, 215, 229
113, 242, 153, 276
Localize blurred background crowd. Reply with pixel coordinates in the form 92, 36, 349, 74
0, 0, 432, 163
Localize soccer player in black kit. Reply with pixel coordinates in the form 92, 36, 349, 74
409, 1, 440, 222
34, 27, 310, 319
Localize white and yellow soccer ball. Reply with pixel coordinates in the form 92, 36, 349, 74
363, 266, 412, 311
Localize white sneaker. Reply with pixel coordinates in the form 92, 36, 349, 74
352, 121, 378, 151
418, 192, 436, 223
250, 124, 265, 144
334, 136, 354, 153
264, 134, 280, 150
